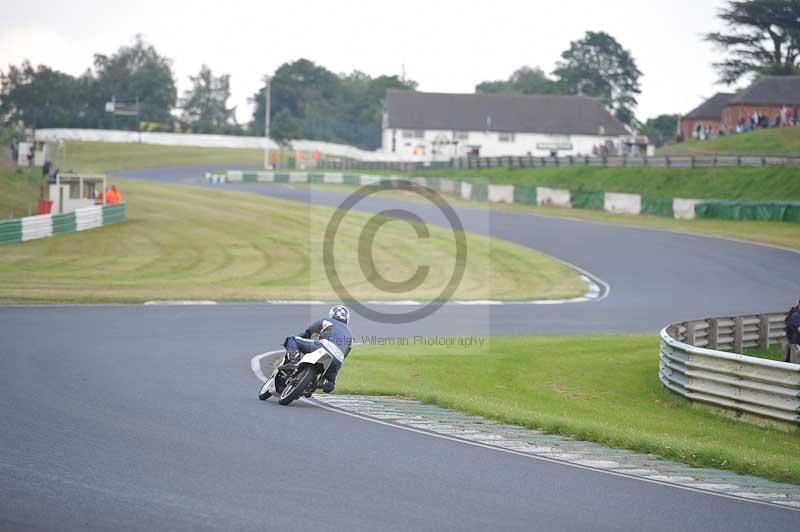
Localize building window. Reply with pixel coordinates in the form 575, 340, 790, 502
402, 130, 414, 139
498, 132, 515, 142
414, 130, 425, 138
455, 131, 469, 140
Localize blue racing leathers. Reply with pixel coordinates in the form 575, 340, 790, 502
284, 318, 353, 392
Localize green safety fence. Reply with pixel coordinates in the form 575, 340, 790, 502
470, 183, 489, 201
695, 200, 800, 223
641, 196, 674, 218
424, 177, 441, 191
103, 204, 126, 225
242, 172, 258, 183
513, 185, 538, 206
51, 212, 76, 233
273, 173, 290, 183
343, 174, 361, 185
0, 219, 22, 244
307, 173, 325, 183
570, 190, 604, 210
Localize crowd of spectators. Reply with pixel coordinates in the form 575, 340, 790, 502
691, 105, 800, 142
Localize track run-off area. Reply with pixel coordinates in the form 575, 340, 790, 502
1, 165, 798, 531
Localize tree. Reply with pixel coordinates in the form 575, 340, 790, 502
476, 66, 560, 95
180, 65, 236, 133
93, 35, 177, 126
553, 31, 642, 125
249, 59, 416, 149
270, 108, 303, 141
0, 61, 89, 128
641, 114, 679, 146
705, 0, 800, 84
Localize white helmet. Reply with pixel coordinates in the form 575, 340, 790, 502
329, 304, 351, 325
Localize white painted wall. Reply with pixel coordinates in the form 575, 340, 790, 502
381, 128, 624, 160
34, 129, 402, 163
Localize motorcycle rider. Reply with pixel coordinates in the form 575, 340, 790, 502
283, 305, 353, 393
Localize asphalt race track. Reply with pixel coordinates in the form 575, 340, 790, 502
1, 165, 798, 531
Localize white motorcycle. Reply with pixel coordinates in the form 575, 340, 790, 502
258, 347, 337, 406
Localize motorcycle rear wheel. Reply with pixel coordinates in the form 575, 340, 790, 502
278, 367, 316, 406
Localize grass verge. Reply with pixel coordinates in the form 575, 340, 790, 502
660, 127, 800, 156
0, 154, 42, 218
291, 182, 800, 251
0, 177, 584, 304
47, 141, 263, 174
337, 335, 800, 484
326, 164, 800, 202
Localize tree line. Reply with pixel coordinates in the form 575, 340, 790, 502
1, 1, 797, 149
0, 36, 416, 149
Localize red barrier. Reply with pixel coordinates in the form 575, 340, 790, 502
37, 199, 53, 215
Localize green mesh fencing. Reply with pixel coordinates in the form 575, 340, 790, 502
513, 185, 538, 205
470, 183, 488, 201
273, 173, 290, 183
242, 172, 258, 183
695, 200, 800, 222
307, 173, 325, 183
570, 190, 604, 210
641, 196, 674, 218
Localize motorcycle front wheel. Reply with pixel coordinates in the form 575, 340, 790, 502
278, 367, 317, 406
258, 378, 273, 400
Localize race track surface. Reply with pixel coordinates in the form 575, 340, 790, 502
1, 165, 798, 531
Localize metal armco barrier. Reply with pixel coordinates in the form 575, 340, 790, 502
0, 203, 126, 244
659, 313, 800, 428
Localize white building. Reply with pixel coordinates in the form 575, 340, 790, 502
381, 90, 630, 161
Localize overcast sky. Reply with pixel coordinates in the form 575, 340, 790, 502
0, 0, 741, 126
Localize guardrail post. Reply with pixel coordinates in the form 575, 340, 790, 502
690, 155, 695, 169
667, 325, 680, 339
734, 316, 744, 352
686, 321, 697, 346
758, 314, 770, 349
708, 318, 719, 349
666, 155, 671, 168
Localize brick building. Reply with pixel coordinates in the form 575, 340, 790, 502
679, 92, 735, 140
721, 76, 800, 131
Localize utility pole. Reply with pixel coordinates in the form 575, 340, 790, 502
263, 76, 271, 169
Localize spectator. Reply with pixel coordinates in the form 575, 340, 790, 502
105, 185, 122, 205
793, 107, 799, 127
42, 160, 51, 178
783, 300, 800, 363
26, 145, 34, 168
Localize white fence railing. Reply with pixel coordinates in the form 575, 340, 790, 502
659, 313, 800, 428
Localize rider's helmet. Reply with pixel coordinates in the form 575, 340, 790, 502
329, 304, 351, 325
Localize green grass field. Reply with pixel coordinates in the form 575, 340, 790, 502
49, 141, 263, 174
0, 177, 583, 304
338, 335, 800, 484
0, 155, 42, 218
660, 127, 800, 156
347, 164, 800, 201
296, 182, 800, 251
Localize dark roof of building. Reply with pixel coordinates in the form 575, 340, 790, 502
728, 76, 800, 106
683, 92, 736, 120
384, 90, 629, 136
